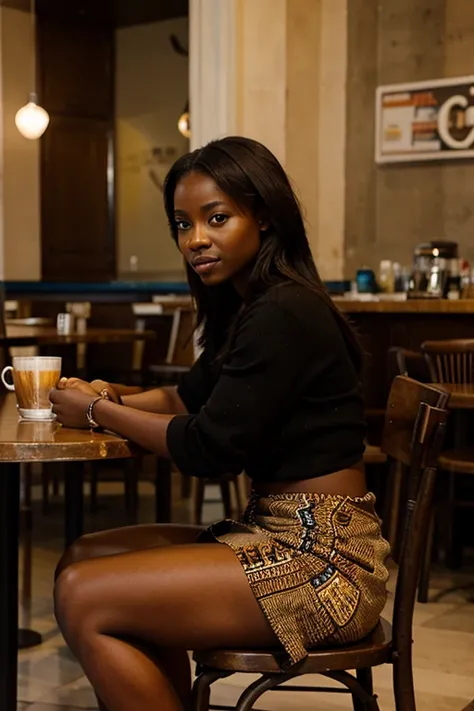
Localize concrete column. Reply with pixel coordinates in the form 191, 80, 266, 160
235, 0, 287, 164
188, 0, 237, 150
344, 0, 378, 278
314, 0, 347, 279
286, 0, 321, 270
189, 0, 348, 278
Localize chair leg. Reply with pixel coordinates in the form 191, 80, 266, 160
181, 473, 192, 499
352, 668, 374, 711
231, 476, 243, 519
52, 469, 60, 496
192, 669, 227, 711
417, 509, 435, 603
124, 459, 140, 522
194, 479, 206, 526
41, 464, 51, 515
220, 480, 232, 519
235, 673, 295, 711
393, 652, 416, 711
445, 473, 462, 569
89, 463, 99, 514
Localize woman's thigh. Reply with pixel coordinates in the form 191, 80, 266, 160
55, 523, 204, 578
55, 541, 279, 651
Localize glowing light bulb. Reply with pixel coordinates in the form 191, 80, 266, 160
178, 111, 190, 138
15, 95, 49, 140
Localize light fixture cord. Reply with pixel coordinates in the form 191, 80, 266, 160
30, 0, 37, 101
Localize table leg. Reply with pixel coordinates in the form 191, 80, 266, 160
19, 464, 43, 650
0, 463, 20, 711
445, 411, 469, 569
64, 462, 84, 549
155, 457, 172, 523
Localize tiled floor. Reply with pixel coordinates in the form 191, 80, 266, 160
16, 477, 474, 711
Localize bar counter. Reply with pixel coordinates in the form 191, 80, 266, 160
336, 297, 474, 409
335, 297, 474, 314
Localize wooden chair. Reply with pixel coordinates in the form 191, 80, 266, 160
192, 475, 243, 526
422, 339, 474, 570
422, 339, 474, 384
191, 376, 449, 711
387, 347, 431, 383
363, 347, 431, 539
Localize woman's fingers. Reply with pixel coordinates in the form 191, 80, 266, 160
90, 379, 109, 393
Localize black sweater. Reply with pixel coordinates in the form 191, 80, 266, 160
166, 282, 366, 482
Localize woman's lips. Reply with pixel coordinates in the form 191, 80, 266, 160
193, 258, 221, 275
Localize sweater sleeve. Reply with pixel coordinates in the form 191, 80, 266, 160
166, 300, 306, 478
176, 351, 214, 415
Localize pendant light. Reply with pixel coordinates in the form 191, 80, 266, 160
15, 0, 49, 140
177, 101, 191, 139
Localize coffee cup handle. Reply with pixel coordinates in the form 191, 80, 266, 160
1, 366, 15, 391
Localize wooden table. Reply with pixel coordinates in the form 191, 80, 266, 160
2, 324, 155, 347
434, 384, 474, 410
0, 394, 173, 711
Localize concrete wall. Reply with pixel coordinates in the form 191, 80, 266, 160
345, 0, 474, 279
0, 6, 41, 280
233, 0, 347, 279
115, 17, 189, 280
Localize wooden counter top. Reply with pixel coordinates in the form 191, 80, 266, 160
0, 395, 137, 462
334, 298, 474, 314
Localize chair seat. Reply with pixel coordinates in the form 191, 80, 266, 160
193, 618, 392, 674
364, 445, 388, 465
148, 363, 190, 376
439, 447, 474, 475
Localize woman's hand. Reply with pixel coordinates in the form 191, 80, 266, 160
57, 377, 97, 396
49, 388, 96, 429
58, 377, 120, 403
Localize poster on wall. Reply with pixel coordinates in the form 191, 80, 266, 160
375, 75, 474, 164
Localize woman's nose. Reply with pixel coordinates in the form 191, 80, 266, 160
188, 224, 212, 250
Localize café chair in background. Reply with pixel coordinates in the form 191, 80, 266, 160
422, 339, 474, 574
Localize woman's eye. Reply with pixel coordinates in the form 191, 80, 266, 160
209, 213, 228, 225
175, 219, 191, 231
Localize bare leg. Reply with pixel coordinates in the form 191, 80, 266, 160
54, 542, 278, 711
55, 523, 205, 708
55, 523, 204, 578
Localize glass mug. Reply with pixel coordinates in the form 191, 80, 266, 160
1, 356, 62, 420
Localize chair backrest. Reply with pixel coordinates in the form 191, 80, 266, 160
422, 339, 474, 384
165, 307, 195, 366
381, 377, 449, 662
387, 346, 431, 383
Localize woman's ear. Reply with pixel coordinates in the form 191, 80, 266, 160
258, 215, 271, 233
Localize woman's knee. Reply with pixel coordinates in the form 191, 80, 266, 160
54, 558, 109, 647
54, 533, 96, 581
54, 562, 87, 638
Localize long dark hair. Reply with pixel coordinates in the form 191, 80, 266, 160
163, 136, 362, 373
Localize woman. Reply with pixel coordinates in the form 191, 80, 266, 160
51, 136, 390, 711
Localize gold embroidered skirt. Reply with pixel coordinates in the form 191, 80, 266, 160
204, 491, 390, 668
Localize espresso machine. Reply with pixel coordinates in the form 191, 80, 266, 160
408, 240, 459, 298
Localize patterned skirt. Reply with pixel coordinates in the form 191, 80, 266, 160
203, 491, 390, 669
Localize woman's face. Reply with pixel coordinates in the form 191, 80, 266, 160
173, 171, 262, 291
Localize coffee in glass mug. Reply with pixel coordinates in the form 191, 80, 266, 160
1, 356, 62, 420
